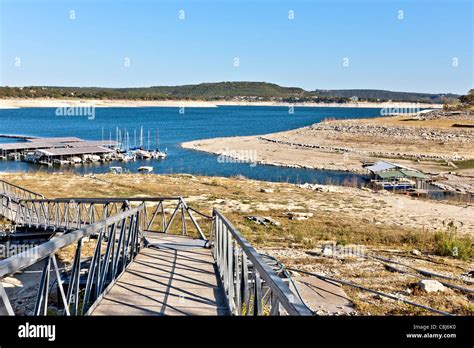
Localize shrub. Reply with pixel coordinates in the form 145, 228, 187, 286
433, 229, 473, 261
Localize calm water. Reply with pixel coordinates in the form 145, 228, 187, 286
0, 106, 384, 185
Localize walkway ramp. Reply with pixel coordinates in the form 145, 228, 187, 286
90, 234, 229, 316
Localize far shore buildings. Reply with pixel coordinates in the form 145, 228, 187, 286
365, 160, 430, 190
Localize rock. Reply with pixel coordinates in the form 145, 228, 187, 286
418, 280, 446, 293
411, 249, 422, 256
246, 215, 280, 227
260, 188, 274, 193
286, 212, 314, 220
264, 217, 281, 226
298, 183, 343, 193
321, 245, 335, 256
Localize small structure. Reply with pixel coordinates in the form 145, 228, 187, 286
32, 146, 113, 165
109, 166, 123, 174
138, 166, 153, 174
365, 160, 430, 190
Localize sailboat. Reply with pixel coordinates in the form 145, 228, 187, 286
152, 128, 167, 159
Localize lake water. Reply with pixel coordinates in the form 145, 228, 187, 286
0, 106, 384, 185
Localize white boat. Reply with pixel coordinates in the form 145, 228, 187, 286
71, 157, 82, 164
138, 166, 153, 174
135, 149, 152, 159
152, 150, 167, 159
121, 153, 135, 162
53, 159, 70, 165
109, 166, 123, 174
7, 153, 20, 161
25, 151, 39, 162
90, 155, 101, 162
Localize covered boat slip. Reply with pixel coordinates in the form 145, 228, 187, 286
32, 146, 114, 165
0, 142, 58, 156
0, 136, 119, 162
366, 160, 431, 190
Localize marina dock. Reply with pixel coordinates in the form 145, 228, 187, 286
0, 133, 165, 166
0, 136, 119, 164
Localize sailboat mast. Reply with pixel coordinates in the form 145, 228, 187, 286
147, 129, 150, 151
140, 126, 143, 147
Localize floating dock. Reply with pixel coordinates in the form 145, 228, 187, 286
0, 136, 119, 164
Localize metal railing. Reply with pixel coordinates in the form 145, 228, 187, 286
0, 204, 144, 316
0, 179, 45, 201
211, 209, 312, 316
1, 196, 208, 240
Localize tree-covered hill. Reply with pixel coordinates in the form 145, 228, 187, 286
0, 82, 459, 104
313, 89, 459, 104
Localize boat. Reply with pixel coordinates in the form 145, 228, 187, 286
119, 152, 136, 162
25, 151, 39, 163
38, 161, 52, 167
153, 129, 167, 159
7, 153, 20, 161
138, 166, 153, 174
70, 157, 82, 164
152, 150, 167, 159
53, 159, 70, 165
135, 149, 152, 159
90, 155, 101, 162
376, 180, 415, 190
109, 166, 123, 174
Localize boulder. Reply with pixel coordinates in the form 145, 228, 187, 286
246, 215, 280, 227
418, 280, 446, 293
321, 245, 335, 256
286, 212, 314, 220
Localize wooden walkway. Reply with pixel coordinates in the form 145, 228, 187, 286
90, 234, 229, 316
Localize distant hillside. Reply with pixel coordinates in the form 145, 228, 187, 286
313, 89, 459, 104
0, 82, 459, 104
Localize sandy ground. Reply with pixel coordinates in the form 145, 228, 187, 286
0, 98, 443, 109
0, 98, 218, 108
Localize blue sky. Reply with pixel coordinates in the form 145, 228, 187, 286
0, 0, 472, 94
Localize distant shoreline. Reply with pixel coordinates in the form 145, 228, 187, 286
0, 98, 443, 109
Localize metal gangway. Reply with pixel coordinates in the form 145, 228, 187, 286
0, 180, 311, 316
